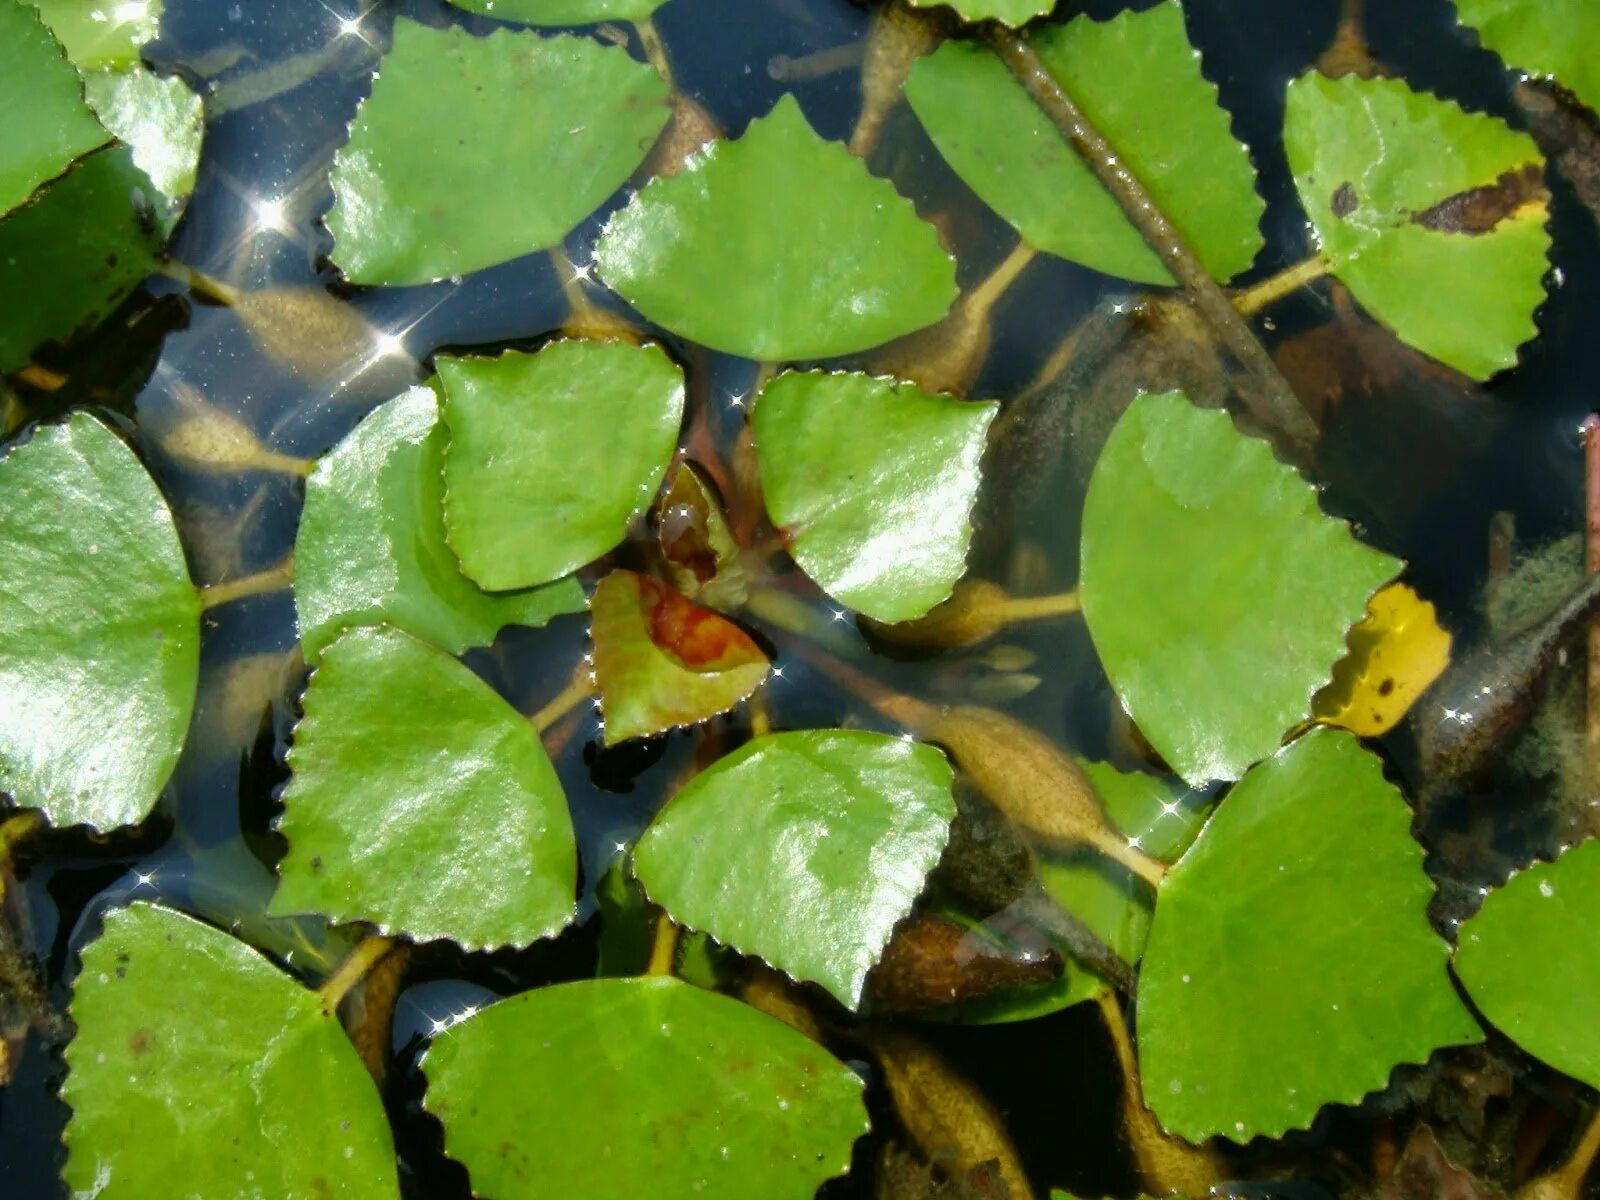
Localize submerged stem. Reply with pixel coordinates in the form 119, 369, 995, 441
317, 934, 396, 1016
1518, 1106, 1600, 1200
997, 590, 1080, 623
1584, 417, 1600, 814
635, 18, 675, 87
531, 663, 597, 734
1232, 255, 1331, 317
645, 910, 679, 977
199, 558, 295, 611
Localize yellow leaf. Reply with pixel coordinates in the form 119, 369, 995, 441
1314, 582, 1451, 736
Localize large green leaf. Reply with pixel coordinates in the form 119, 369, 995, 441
328, 19, 669, 285
272, 625, 576, 949
423, 976, 867, 1200
1284, 72, 1548, 380
596, 94, 957, 360
0, 413, 199, 831
62, 903, 399, 1198
83, 65, 202, 224
438, 340, 684, 590
294, 386, 585, 661
0, 0, 107, 216
445, 0, 671, 25
1079, 391, 1399, 785
590, 569, 769, 743
754, 371, 997, 623
1455, 839, 1600, 1090
28, 0, 162, 70
1454, 0, 1600, 116
1137, 728, 1481, 1143
634, 729, 956, 1007
905, 1, 1264, 285
905, 0, 1056, 25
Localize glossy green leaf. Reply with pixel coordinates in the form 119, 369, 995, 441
83, 65, 202, 224
328, 19, 669, 285
62, 903, 399, 1198
754, 371, 997, 623
597, 94, 957, 360
0, 0, 108, 216
0, 413, 199, 831
0, 145, 161, 372
1284, 72, 1548, 380
28, 0, 162, 70
905, 0, 1055, 25
438, 341, 685, 590
590, 569, 768, 744
294, 385, 585, 661
1138, 728, 1481, 1143
445, 0, 670, 25
272, 625, 576, 948
423, 976, 867, 1200
905, 1, 1264, 285
1455, 839, 1600, 1090
1454, 0, 1600, 116
1079, 392, 1400, 785
634, 729, 956, 1008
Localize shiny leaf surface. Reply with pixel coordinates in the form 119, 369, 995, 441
83, 65, 201, 224
755, 371, 997, 623
445, 0, 670, 24
1453, 0, 1600, 116
272, 625, 577, 949
0, 0, 107, 216
634, 730, 957, 1007
28, 0, 162, 70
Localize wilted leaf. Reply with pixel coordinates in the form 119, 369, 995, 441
445, 0, 670, 24
1313, 582, 1451, 737
658, 461, 746, 610
0, 0, 108, 216
1453, 0, 1600, 117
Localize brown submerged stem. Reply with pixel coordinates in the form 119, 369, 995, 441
1232, 254, 1330, 317
531, 662, 597, 734
988, 29, 1319, 462
317, 934, 397, 1016
1517, 1106, 1600, 1200
199, 558, 295, 611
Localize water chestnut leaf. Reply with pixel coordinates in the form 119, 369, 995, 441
590, 569, 769, 744
272, 624, 577, 949
634, 729, 957, 1008
446, 0, 671, 25
0, 0, 108, 216
82, 65, 202, 226
294, 386, 585, 661
1080, 391, 1400, 786
1284, 72, 1549, 380
0, 413, 199, 831
596, 94, 958, 360
905, 1, 1265, 285
328, 19, 670, 285
438, 340, 685, 591
1455, 838, 1600, 1091
1313, 582, 1452, 737
658, 460, 746, 610
28, 0, 162, 71
422, 975, 867, 1199
754, 371, 997, 624
1453, 0, 1600, 117
1138, 728, 1481, 1143
62, 903, 400, 1198
904, 0, 1055, 26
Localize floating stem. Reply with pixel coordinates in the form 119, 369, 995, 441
1232, 255, 1330, 317
317, 933, 397, 1016
199, 558, 295, 611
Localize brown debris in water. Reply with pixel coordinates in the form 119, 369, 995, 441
864, 911, 1060, 1015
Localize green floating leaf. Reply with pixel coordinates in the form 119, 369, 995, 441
445, 0, 670, 25
905, 0, 1055, 26
423, 976, 867, 1199
597, 94, 957, 360
328, 19, 669, 285
1454, 0, 1600, 116
905, 1, 1264, 285
1138, 728, 1481, 1143
272, 625, 576, 948
0, 0, 107, 216
63, 903, 399, 1198
634, 729, 956, 1008
294, 385, 585, 661
28, 0, 162, 70
1284, 72, 1548, 380
1455, 839, 1600, 1090
754, 371, 997, 624
1080, 391, 1399, 785
590, 569, 768, 744
83, 65, 202, 224
439, 340, 684, 590
0, 413, 199, 831
0, 145, 161, 372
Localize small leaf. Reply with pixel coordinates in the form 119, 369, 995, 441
62, 903, 399, 1198
1080, 391, 1400, 785
272, 625, 577, 949
0, 413, 199, 831
294, 386, 585, 661
590, 569, 768, 744
754, 371, 997, 623
905, 0, 1055, 26
0, 0, 108, 216
423, 976, 867, 1199
328, 19, 669, 285
27, 0, 161, 70
1455, 839, 1600, 1091
658, 461, 746, 610
634, 729, 957, 1007
445, 0, 671, 25
1137, 728, 1481, 1143
597, 94, 957, 360
82, 65, 202, 225
438, 340, 685, 591
905, 1, 1264, 285
1453, 0, 1600, 117
1284, 72, 1549, 380
1313, 582, 1452, 737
